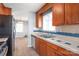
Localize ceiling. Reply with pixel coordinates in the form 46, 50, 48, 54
4, 3, 45, 19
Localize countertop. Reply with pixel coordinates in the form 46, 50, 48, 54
31, 32, 79, 54
0, 38, 8, 42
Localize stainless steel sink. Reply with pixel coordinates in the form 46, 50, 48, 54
39, 34, 54, 38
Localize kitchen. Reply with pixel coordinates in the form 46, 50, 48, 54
0, 3, 79, 56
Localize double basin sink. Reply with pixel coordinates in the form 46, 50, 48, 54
39, 34, 54, 38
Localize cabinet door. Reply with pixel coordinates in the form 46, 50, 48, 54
65, 3, 79, 24
35, 38, 40, 54
40, 45, 47, 56
47, 46, 56, 56
4, 7, 11, 15
0, 4, 11, 15
58, 47, 77, 56
71, 4, 79, 24
53, 3, 65, 26
36, 13, 43, 28
39, 39, 47, 56
65, 4, 72, 24
0, 4, 4, 15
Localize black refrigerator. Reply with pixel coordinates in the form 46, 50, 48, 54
0, 15, 15, 56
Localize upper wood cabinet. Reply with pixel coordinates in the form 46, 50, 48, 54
4, 7, 11, 15
0, 3, 12, 15
53, 3, 65, 26
71, 4, 79, 24
55, 3, 79, 25
38, 3, 53, 14
65, 4, 72, 24
53, 3, 79, 25
36, 13, 43, 28
36, 3, 53, 28
65, 3, 79, 25
0, 4, 4, 15
36, 3, 79, 27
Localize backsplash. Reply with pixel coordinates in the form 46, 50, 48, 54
34, 24, 79, 38
57, 25, 79, 34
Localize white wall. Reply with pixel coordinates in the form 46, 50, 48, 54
27, 12, 35, 47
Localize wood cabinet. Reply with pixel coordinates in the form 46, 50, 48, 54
35, 37, 40, 54
0, 3, 11, 15
36, 13, 43, 28
35, 37, 47, 56
47, 46, 56, 56
0, 4, 4, 15
36, 3, 79, 26
39, 39, 47, 56
54, 3, 79, 25
47, 41, 63, 56
65, 3, 79, 25
4, 7, 11, 15
35, 36, 79, 56
71, 4, 79, 24
37, 4, 53, 14
36, 3, 52, 28
53, 3, 65, 26
65, 4, 72, 24
58, 46, 79, 56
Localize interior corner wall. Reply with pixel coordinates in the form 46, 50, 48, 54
27, 12, 35, 47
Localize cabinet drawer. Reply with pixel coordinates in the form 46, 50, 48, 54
47, 42, 58, 50
40, 39, 47, 45
47, 46, 56, 56
58, 47, 78, 56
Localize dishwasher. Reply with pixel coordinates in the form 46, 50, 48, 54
31, 35, 35, 49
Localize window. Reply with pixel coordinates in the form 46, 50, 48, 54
43, 9, 56, 31
16, 22, 23, 32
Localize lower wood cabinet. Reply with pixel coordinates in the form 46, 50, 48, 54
35, 37, 47, 56
47, 41, 63, 56
58, 46, 79, 56
39, 39, 47, 56
35, 37, 40, 54
35, 37, 79, 56
47, 46, 57, 56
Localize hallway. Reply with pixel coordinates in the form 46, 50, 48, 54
14, 37, 38, 56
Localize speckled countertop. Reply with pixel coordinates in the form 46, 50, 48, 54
32, 32, 79, 54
